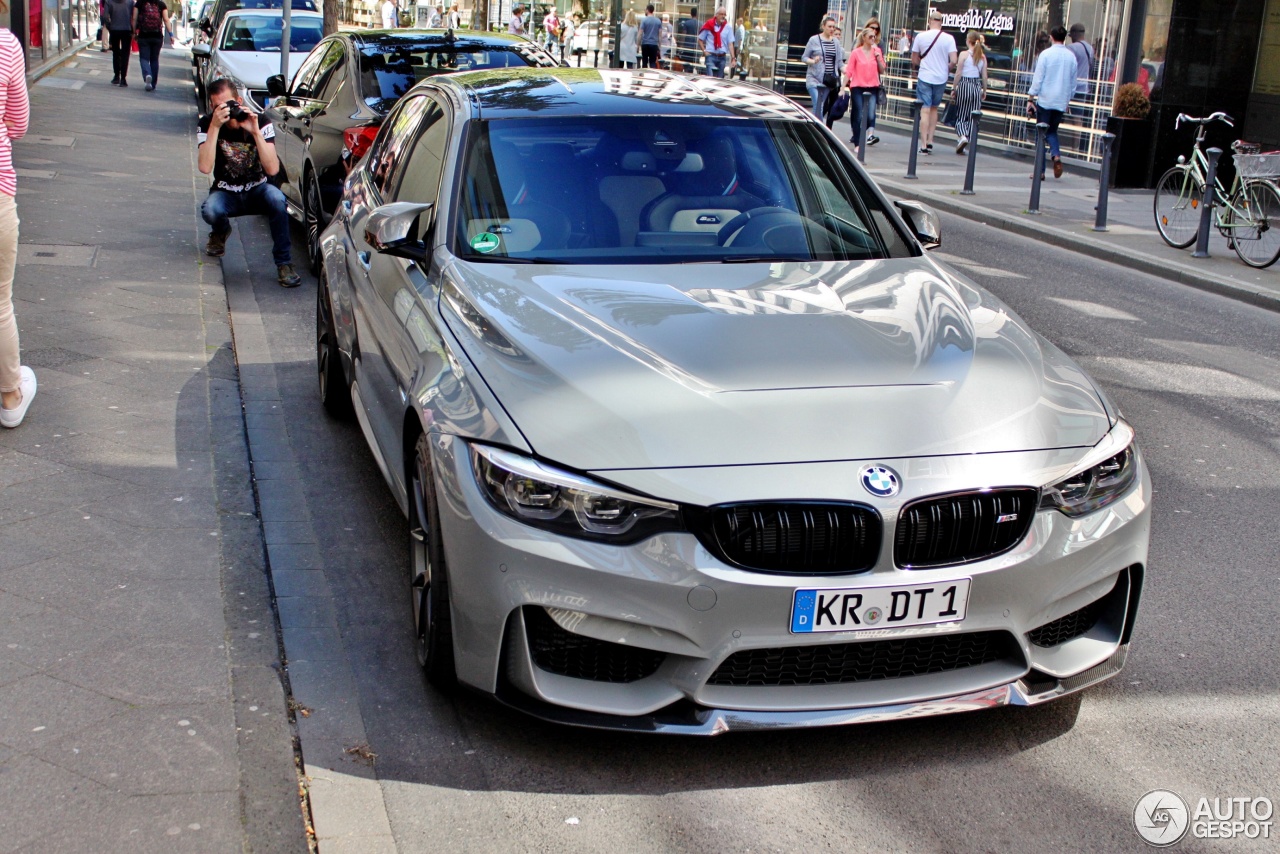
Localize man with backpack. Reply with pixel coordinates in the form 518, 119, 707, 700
133, 0, 170, 91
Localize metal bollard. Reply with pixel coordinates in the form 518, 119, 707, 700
905, 101, 922, 180
857, 91, 871, 163
1093, 132, 1116, 231
1027, 122, 1048, 215
961, 109, 981, 195
1191, 147, 1222, 258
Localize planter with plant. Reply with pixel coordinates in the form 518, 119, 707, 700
1107, 82, 1153, 188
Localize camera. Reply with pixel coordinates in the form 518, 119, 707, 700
225, 100, 250, 122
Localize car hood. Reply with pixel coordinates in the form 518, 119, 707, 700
216, 50, 309, 88
441, 257, 1111, 470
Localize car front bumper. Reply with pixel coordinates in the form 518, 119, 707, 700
428, 433, 1150, 733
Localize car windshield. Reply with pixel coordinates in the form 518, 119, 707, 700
453, 116, 913, 264
359, 42, 559, 110
220, 14, 323, 51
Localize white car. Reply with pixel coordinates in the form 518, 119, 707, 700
192, 9, 324, 111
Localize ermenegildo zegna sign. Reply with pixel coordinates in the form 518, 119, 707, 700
932, 7, 1017, 35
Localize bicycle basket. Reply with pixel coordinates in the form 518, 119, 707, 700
1231, 141, 1261, 155
1234, 152, 1280, 179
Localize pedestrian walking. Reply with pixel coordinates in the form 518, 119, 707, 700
910, 10, 957, 155
658, 13, 673, 69
446, 2, 460, 29
103, 0, 136, 86
802, 16, 843, 123
639, 5, 661, 69
950, 30, 987, 153
1067, 22, 1094, 98
0, 29, 33, 429
542, 7, 559, 52
133, 0, 170, 91
843, 25, 884, 142
507, 4, 525, 36
676, 7, 698, 72
380, 0, 397, 28
698, 7, 735, 78
618, 9, 638, 68
98, 0, 110, 51
1027, 25, 1076, 179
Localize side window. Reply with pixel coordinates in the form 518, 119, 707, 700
290, 43, 328, 98
368, 96, 433, 197
391, 102, 448, 206
313, 41, 347, 101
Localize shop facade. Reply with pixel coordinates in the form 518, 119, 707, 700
7, 0, 99, 70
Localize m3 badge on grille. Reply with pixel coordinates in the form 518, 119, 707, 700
860, 465, 901, 497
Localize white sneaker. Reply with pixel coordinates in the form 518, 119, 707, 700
0, 366, 36, 428
956, 136, 968, 154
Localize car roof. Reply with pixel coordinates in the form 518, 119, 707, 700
222, 7, 321, 18
432, 67, 813, 121
350, 29, 544, 50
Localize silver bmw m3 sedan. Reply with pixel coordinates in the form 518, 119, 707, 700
315, 67, 1151, 734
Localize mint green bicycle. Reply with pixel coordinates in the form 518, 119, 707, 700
1153, 112, 1280, 269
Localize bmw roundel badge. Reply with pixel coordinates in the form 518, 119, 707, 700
860, 465, 901, 498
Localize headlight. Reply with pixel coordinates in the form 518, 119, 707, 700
1041, 421, 1139, 517
470, 445, 682, 543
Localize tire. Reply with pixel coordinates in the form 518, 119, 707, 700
316, 272, 353, 419
410, 433, 456, 689
1153, 167, 1203, 249
303, 170, 324, 275
1228, 181, 1280, 269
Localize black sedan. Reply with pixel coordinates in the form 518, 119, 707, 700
263, 29, 562, 272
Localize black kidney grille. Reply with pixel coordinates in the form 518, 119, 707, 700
524, 607, 665, 683
704, 503, 881, 574
894, 488, 1038, 568
1028, 600, 1104, 647
708, 631, 1019, 687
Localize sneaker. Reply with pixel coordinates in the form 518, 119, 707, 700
956, 136, 968, 154
120, 78, 128, 87
867, 134, 880, 146
278, 264, 302, 288
926, 143, 933, 152
205, 230, 229, 257
1052, 157, 1064, 179
145, 75, 154, 91
111, 75, 120, 84
0, 366, 37, 429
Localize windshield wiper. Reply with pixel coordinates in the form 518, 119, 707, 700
721, 256, 812, 264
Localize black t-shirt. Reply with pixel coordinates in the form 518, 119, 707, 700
197, 114, 276, 192
136, 0, 167, 36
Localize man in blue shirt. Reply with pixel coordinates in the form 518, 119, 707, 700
639, 4, 662, 68
1027, 26, 1077, 179
698, 7, 736, 78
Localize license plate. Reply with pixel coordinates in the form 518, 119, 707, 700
791, 579, 971, 633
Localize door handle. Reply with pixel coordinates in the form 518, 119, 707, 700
357, 251, 371, 269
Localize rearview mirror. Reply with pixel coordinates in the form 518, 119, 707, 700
191, 43, 212, 58
894, 199, 941, 250
365, 202, 435, 263
266, 74, 286, 97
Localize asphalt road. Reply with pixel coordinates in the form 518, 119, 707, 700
239, 212, 1280, 853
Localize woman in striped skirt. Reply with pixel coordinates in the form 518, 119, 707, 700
951, 31, 988, 154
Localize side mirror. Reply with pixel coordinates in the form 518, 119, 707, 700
191, 43, 212, 57
894, 199, 941, 250
365, 202, 435, 262
266, 74, 287, 97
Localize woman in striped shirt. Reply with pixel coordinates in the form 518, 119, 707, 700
0, 28, 33, 428
802, 17, 845, 126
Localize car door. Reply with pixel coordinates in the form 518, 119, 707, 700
344, 94, 440, 462
300, 39, 353, 217
268, 43, 329, 210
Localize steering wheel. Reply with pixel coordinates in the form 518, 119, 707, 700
716, 206, 809, 249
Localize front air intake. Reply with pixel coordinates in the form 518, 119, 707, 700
524, 607, 665, 683
894, 488, 1038, 568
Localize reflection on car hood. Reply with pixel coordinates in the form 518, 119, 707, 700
442, 258, 1110, 470
216, 50, 309, 88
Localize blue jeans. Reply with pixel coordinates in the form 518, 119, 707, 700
705, 52, 727, 77
202, 183, 293, 266
849, 86, 878, 139
1036, 105, 1065, 160
136, 36, 162, 83
806, 83, 831, 118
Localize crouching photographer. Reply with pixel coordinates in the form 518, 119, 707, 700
197, 79, 301, 287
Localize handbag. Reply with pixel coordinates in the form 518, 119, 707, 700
942, 100, 958, 127
822, 71, 838, 89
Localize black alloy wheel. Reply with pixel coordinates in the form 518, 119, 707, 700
303, 170, 324, 274
410, 433, 457, 688
316, 272, 353, 419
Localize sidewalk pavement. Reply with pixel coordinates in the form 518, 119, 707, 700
0, 47, 306, 851
842, 119, 1280, 312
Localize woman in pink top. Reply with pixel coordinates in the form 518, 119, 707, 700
0, 28, 33, 428
843, 26, 885, 145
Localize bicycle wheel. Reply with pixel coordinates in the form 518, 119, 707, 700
1228, 181, 1280, 269
1153, 167, 1203, 249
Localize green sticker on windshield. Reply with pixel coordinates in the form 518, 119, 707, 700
471, 232, 501, 254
